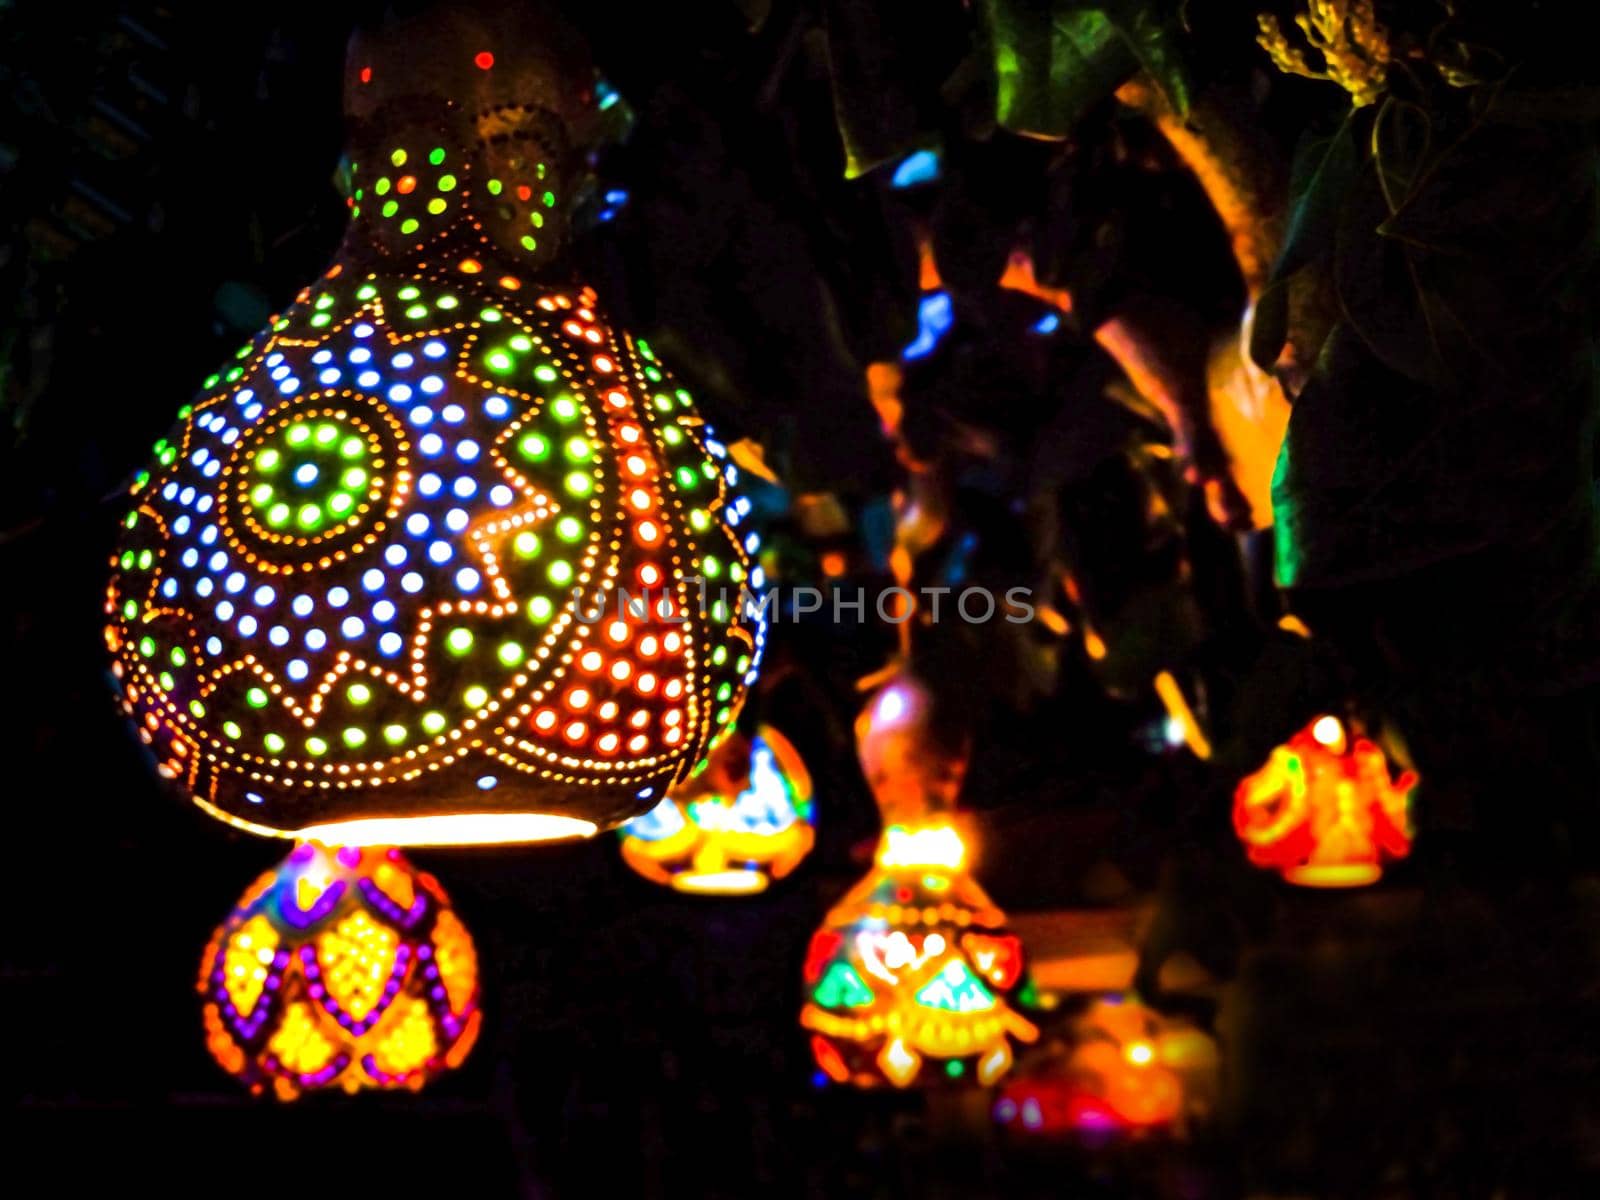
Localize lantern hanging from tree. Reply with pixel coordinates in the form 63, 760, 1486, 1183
1233, 714, 1416, 887
200, 843, 480, 1100
103, 1, 765, 849
800, 819, 1039, 1088
619, 725, 814, 895
800, 676, 1037, 1088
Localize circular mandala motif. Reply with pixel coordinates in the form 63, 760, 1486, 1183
222, 400, 408, 571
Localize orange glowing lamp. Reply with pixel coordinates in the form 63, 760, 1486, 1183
1233, 714, 1416, 887
801, 820, 1039, 1088
200, 843, 480, 1100
619, 726, 814, 895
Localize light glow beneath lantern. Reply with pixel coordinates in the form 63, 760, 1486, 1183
300, 811, 599, 847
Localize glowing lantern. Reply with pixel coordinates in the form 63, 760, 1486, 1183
1233, 714, 1416, 887
619, 725, 813, 895
993, 995, 1218, 1137
103, 3, 764, 848
800, 820, 1039, 1088
199, 843, 480, 1100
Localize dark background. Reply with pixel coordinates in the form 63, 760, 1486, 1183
5, 2, 1600, 1196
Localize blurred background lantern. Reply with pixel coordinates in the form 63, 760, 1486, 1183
800, 818, 1038, 1088
103, 0, 764, 849
1233, 714, 1417, 887
199, 843, 480, 1101
619, 725, 814, 896
800, 675, 1037, 1088
993, 994, 1220, 1139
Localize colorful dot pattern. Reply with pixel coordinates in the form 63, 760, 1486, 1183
107, 212, 766, 837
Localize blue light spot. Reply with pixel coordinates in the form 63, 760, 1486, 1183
389, 384, 414, 404
445, 509, 469, 533
456, 567, 481, 592
418, 473, 443, 497
420, 376, 444, 395
456, 439, 480, 462
328, 586, 350, 608
341, 616, 366, 639
489, 484, 513, 507
419, 433, 444, 457
215, 601, 235, 621
237, 615, 258, 636
428, 541, 453, 564
902, 290, 954, 361
409, 407, 434, 427
392, 352, 415, 370
423, 340, 447, 359
484, 396, 510, 419
372, 600, 396, 622
379, 631, 403, 656
349, 347, 372, 364
452, 477, 477, 500
477, 775, 498, 791
385, 544, 407, 567
401, 572, 424, 593
269, 625, 289, 646
287, 659, 310, 681
292, 595, 314, 617
306, 628, 328, 650
1031, 311, 1060, 335
362, 568, 385, 592
405, 513, 431, 537
294, 464, 319, 487
891, 148, 942, 189
357, 370, 380, 388
319, 368, 341, 385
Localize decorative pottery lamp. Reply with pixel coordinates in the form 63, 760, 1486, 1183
619, 725, 814, 895
200, 844, 480, 1100
800, 677, 1037, 1087
104, 2, 763, 845
1233, 714, 1416, 887
102, 0, 765, 1095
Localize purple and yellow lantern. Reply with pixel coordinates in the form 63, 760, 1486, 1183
200, 844, 479, 1100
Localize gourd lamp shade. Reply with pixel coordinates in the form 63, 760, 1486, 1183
104, 2, 765, 846
620, 725, 814, 895
800, 821, 1038, 1088
1233, 714, 1416, 887
199, 843, 480, 1100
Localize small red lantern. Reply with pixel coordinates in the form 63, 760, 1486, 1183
1233, 714, 1416, 887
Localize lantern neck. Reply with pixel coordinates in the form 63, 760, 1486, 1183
338, 99, 577, 278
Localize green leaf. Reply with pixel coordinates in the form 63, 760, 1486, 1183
1249, 114, 1361, 369
985, 0, 1135, 140
1108, 3, 1193, 118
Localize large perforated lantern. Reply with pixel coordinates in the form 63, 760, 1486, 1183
801, 822, 1039, 1088
104, 4, 765, 846
620, 725, 814, 895
1234, 714, 1416, 887
200, 843, 480, 1100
